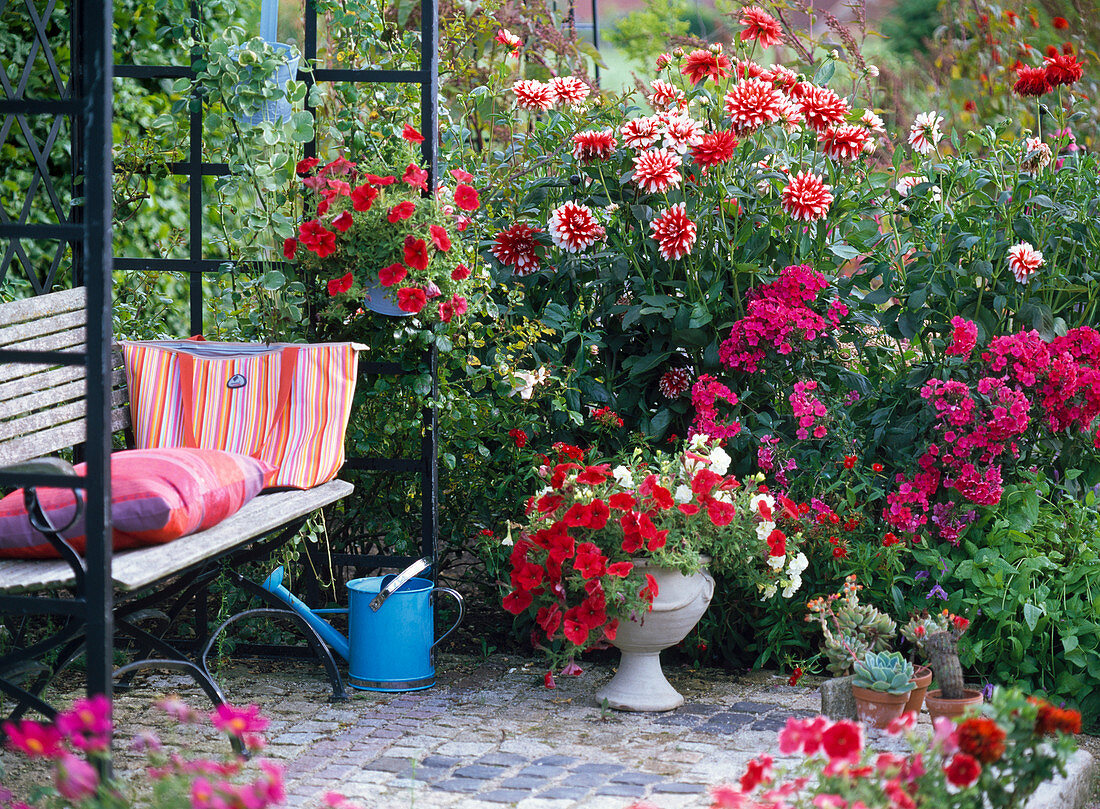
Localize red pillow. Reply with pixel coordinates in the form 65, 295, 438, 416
0, 448, 275, 559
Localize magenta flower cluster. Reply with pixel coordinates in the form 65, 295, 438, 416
689, 373, 741, 439
886, 323, 1100, 542
791, 379, 829, 440
718, 264, 848, 373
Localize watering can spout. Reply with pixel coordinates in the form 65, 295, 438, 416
260, 566, 350, 661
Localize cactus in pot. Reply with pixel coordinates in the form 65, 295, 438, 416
853, 651, 916, 695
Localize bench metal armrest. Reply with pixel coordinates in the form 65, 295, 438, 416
0, 457, 87, 592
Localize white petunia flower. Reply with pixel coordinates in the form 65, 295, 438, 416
674, 484, 693, 503
708, 445, 731, 476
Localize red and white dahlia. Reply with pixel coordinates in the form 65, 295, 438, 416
572, 129, 617, 162
781, 171, 833, 222
1007, 241, 1044, 284
658, 367, 693, 399
908, 111, 944, 155
549, 76, 591, 107
762, 64, 798, 91
548, 202, 606, 253
648, 80, 686, 111
491, 223, 543, 275
649, 203, 697, 260
620, 116, 663, 150
632, 148, 683, 194
512, 80, 554, 111
723, 78, 786, 134
739, 6, 783, 48
819, 124, 871, 162
660, 112, 705, 153
795, 85, 850, 133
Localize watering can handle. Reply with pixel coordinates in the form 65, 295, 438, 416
370, 557, 432, 612
431, 587, 465, 650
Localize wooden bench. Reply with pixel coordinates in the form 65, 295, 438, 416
0, 288, 353, 718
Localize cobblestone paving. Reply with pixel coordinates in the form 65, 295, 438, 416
0, 653, 1091, 809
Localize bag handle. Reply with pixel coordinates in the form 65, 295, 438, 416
178, 345, 300, 458
260, 0, 279, 44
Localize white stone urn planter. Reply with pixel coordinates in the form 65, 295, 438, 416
595, 559, 715, 712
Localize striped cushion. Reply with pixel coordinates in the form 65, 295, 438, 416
0, 448, 275, 559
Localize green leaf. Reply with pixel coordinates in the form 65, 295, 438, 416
1063, 635, 1080, 654
261, 269, 286, 290
814, 60, 836, 85
1023, 602, 1043, 632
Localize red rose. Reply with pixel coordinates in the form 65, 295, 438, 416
326, 272, 354, 296
388, 201, 417, 222
378, 263, 408, 288
396, 286, 427, 313
454, 183, 480, 211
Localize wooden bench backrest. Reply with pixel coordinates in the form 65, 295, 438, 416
0, 288, 130, 466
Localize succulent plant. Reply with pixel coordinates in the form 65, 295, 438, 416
852, 651, 916, 695
807, 576, 897, 676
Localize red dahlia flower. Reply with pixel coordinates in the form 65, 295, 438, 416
739, 6, 783, 48
723, 78, 786, 133
1044, 52, 1084, 86
1014, 64, 1052, 96
690, 130, 739, 168
957, 717, 1007, 764
572, 129, 617, 162
680, 48, 731, 85
658, 367, 693, 398
548, 76, 590, 106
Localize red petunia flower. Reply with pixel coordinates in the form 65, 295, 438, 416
1052, 16, 1068, 29
632, 148, 683, 194
396, 286, 427, 313
351, 184, 378, 212
454, 184, 479, 211
402, 163, 429, 191
295, 157, 319, 176
429, 224, 451, 252
781, 171, 833, 222
378, 263, 407, 287
1014, 64, 1051, 96
451, 263, 470, 281
680, 48, 732, 85
1044, 52, 1084, 86
282, 238, 297, 259
299, 220, 336, 258
401, 124, 424, 143
649, 203, 697, 261
843, 455, 857, 469
512, 79, 554, 111
690, 130, 739, 168
364, 173, 396, 186
572, 129, 617, 162
403, 235, 430, 271
331, 210, 354, 233
548, 202, 605, 253
491, 223, 543, 275
388, 201, 417, 222
821, 720, 863, 763
723, 78, 786, 134
739, 6, 783, 48
450, 168, 474, 183
327, 272, 354, 296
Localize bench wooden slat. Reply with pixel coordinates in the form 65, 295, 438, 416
0, 364, 86, 404
0, 387, 128, 442
0, 309, 86, 348
0, 479, 354, 594
3, 349, 85, 382
0, 369, 127, 420
0, 288, 85, 324
0, 406, 130, 465
2, 327, 86, 355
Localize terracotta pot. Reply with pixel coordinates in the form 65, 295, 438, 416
595, 560, 715, 712
925, 688, 984, 722
852, 685, 910, 729
903, 665, 934, 716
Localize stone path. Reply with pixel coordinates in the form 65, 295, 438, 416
1, 653, 1094, 809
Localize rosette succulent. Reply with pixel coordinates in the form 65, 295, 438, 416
853, 651, 916, 695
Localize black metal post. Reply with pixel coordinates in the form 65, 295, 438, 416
76, 0, 115, 714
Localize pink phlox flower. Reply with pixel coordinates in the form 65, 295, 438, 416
56, 694, 112, 752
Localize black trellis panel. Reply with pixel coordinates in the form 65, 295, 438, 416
111, 0, 441, 594
0, 0, 116, 728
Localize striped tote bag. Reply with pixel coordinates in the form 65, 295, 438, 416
121, 340, 360, 489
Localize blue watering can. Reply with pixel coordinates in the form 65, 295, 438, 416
260, 558, 464, 691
